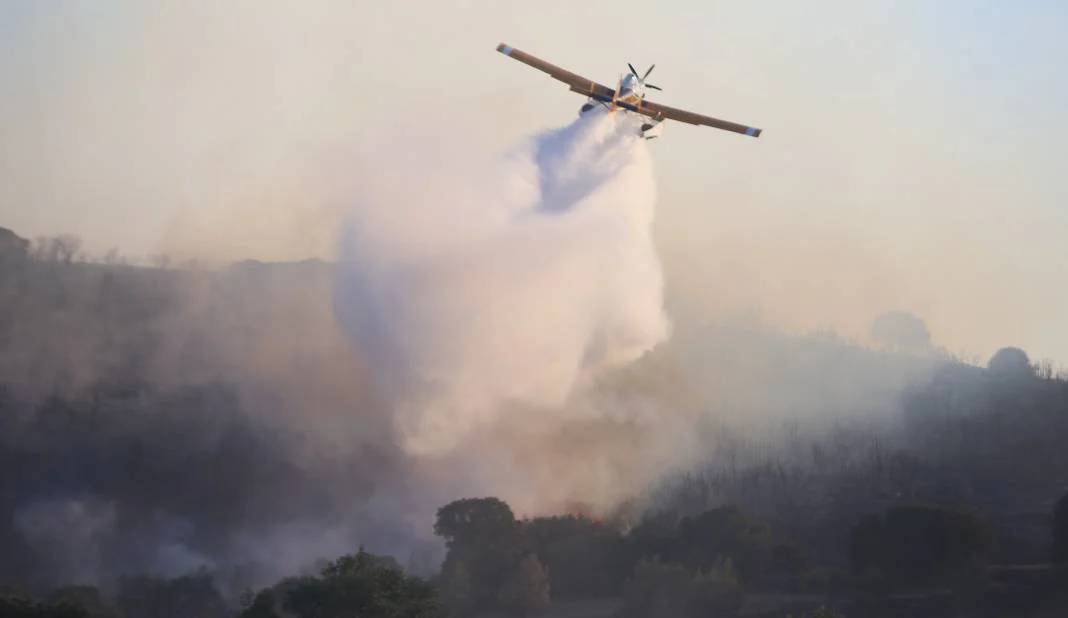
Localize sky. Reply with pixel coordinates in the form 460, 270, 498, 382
1, 0, 1066, 363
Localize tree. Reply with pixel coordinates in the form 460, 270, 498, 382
434, 497, 518, 549
523, 515, 626, 600
1054, 492, 1068, 563
988, 347, 1033, 380
239, 588, 283, 618
436, 558, 473, 616
672, 506, 772, 584
435, 498, 522, 611
497, 554, 550, 617
241, 549, 444, 618
32, 235, 83, 263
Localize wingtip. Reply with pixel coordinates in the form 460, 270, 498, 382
746, 127, 762, 138
496, 43, 513, 56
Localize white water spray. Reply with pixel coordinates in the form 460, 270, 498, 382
335, 109, 670, 455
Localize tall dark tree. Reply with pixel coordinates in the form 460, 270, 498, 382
434, 497, 518, 549
435, 498, 522, 611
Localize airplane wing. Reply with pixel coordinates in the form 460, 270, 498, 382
635, 99, 762, 138
496, 43, 617, 102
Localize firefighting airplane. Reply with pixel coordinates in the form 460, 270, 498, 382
496, 43, 762, 140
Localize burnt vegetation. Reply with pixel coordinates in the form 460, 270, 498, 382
3, 226, 1068, 617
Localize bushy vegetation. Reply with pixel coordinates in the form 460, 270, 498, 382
4, 228, 1068, 617
620, 558, 742, 618
0, 593, 90, 618
239, 549, 444, 618
849, 505, 992, 586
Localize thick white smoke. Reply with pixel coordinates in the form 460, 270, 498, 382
335, 109, 670, 456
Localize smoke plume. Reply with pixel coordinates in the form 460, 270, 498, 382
335, 108, 670, 456
0, 106, 948, 593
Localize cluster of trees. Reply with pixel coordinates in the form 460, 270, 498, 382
239, 550, 443, 618
430, 497, 801, 617
425, 495, 1049, 617
5, 225, 1068, 617
0, 572, 228, 618
4, 490, 1068, 618
0, 595, 91, 618
849, 505, 992, 587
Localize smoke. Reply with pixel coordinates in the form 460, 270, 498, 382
335, 108, 670, 456
0, 102, 960, 595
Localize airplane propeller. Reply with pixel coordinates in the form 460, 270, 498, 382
625, 62, 663, 94
627, 63, 662, 91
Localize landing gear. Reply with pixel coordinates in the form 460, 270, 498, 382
640, 120, 664, 140
577, 98, 664, 139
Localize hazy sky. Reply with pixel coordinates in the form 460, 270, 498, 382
1, 1, 1066, 362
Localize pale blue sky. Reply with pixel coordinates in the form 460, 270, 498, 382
1, 1, 1066, 362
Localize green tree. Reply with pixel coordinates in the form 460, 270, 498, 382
238, 588, 283, 618
435, 498, 521, 611
497, 554, 551, 617
240, 549, 444, 618
434, 497, 518, 550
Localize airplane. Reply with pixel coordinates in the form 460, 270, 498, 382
496, 43, 762, 140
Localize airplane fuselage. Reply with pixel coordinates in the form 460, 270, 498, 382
617, 73, 645, 104
577, 73, 663, 138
